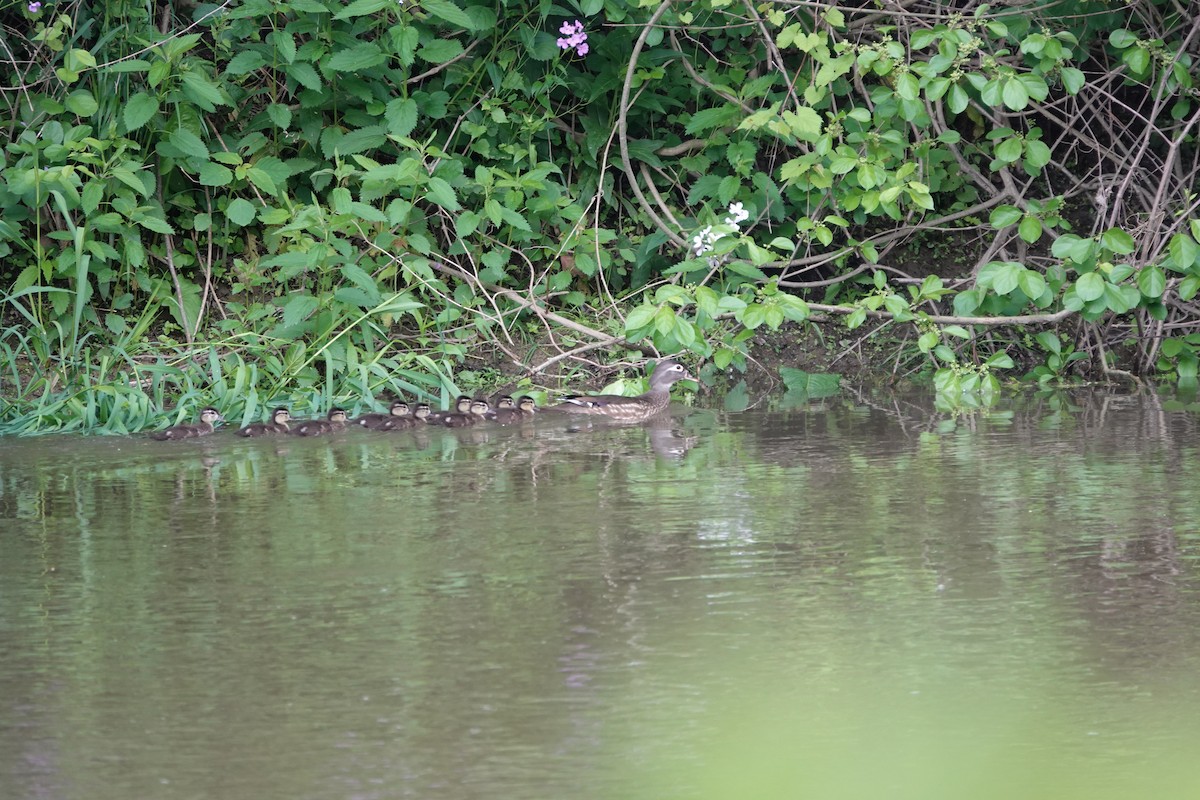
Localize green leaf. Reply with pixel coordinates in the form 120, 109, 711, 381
1169, 233, 1199, 269
1023, 140, 1051, 170
385, 98, 418, 137
123, 92, 159, 132
266, 103, 292, 130
1060, 67, 1085, 94
335, 125, 387, 155
287, 62, 322, 91
1017, 269, 1046, 298
169, 128, 209, 160
282, 294, 319, 328
65, 90, 99, 116
136, 214, 175, 235
895, 72, 919, 101
421, 0, 476, 29
1108, 29, 1136, 49
1100, 228, 1136, 254
198, 161, 234, 186
994, 137, 1023, 162
180, 71, 226, 110
1137, 265, 1166, 298
1075, 272, 1105, 301
625, 304, 658, 332
989, 205, 1022, 228
226, 198, 257, 226
782, 107, 822, 141
81, 181, 103, 215
424, 177, 460, 210
328, 43, 386, 72
1124, 46, 1150, 75
226, 51, 266, 75
686, 106, 740, 135
334, 0, 390, 18
947, 83, 969, 114
1018, 215, 1043, 244
1001, 78, 1028, 110
418, 38, 465, 63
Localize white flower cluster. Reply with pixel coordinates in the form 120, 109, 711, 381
690, 202, 751, 257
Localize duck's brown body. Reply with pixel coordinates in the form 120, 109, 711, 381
151, 407, 222, 440
292, 409, 349, 436
546, 361, 694, 422
236, 407, 291, 437
358, 401, 412, 431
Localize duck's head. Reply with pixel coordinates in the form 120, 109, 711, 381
517, 397, 537, 413
389, 401, 411, 417
496, 396, 515, 409
413, 403, 432, 420
328, 408, 348, 423
200, 407, 223, 424
271, 407, 291, 424
454, 395, 472, 413
649, 360, 695, 390
470, 399, 491, 416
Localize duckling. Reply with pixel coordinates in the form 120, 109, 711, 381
489, 396, 536, 425
292, 408, 349, 437
430, 395, 473, 425
439, 396, 482, 427
412, 403, 433, 423
151, 406, 223, 440
236, 407, 291, 437
358, 401, 411, 430
516, 396, 538, 418
376, 403, 420, 431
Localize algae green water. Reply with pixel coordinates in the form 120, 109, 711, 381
2, 396, 1199, 799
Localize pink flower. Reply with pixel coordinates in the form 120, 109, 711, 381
556, 20, 588, 57
29, 1, 43, 11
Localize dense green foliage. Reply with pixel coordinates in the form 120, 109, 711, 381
2, 0, 1199, 432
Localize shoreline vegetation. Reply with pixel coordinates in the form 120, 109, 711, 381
2, 1, 1199, 434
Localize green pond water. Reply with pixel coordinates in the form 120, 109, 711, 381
2, 394, 1200, 799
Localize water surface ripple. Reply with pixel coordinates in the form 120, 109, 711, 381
2, 394, 1199, 799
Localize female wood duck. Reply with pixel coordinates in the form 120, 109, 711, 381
292, 408, 349, 437
151, 406, 222, 440
548, 360, 695, 422
358, 401, 411, 430
236, 407, 291, 437
489, 396, 536, 424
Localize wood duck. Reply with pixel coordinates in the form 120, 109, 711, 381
358, 401, 411, 430
151, 406, 222, 440
292, 408, 349, 437
429, 395, 472, 425
547, 360, 695, 422
412, 403, 432, 423
489, 396, 536, 424
236, 407, 291, 437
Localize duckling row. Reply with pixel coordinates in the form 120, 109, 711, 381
150, 395, 538, 440
150, 359, 696, 440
